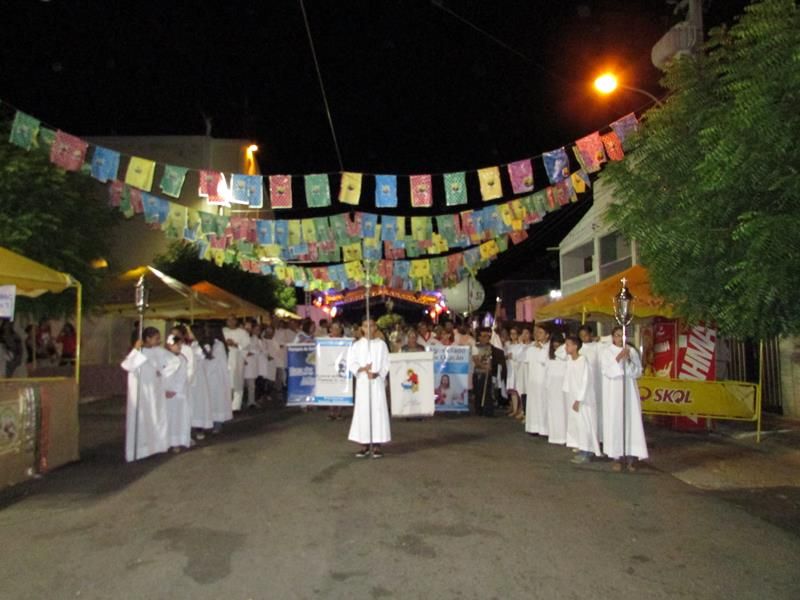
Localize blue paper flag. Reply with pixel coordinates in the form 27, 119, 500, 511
274, 221, 289, 247
375, 175, 398, 208
381, 215, 399, 241
231, 174, 264, 208
361, 213, 378, 238
90, 146, 120, 182
543, 147, 570, 184
256, 219, 274, 245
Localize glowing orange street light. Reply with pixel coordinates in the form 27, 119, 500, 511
593, 72, 663, 107
244, 144, 260, 175
246, 144, 259, 154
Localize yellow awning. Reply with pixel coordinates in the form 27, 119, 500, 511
190, 281, 273, 319
537, 265, 674, 321
0, 247, 76, 297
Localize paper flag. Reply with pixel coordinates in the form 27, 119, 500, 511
339, 172, 362, 205
125, 156, 156, 191
142, 193, 169, 225
411, 217, 432, 242
329, 214, 350, 244
570, 170, 591, 194
346, 212, 362, 238
381, 215, 399, 241
574, 132, 606, 173
601, 132, 624, 161
610, 113, 639, 149
160, 165, 188, 198
164, 202, 187, 240
90, 147, 120, 182
410, 260, 431, 279
9, 112, 40, 150
269, 175, 293, 209
443, 172, 468, 206
37, 127, 56, 151
301, 219, 317, 243
410, 174, 433, 207
274, 220, 289, 246
478, 166, 503, 201
375, 175, 398, 208
542, 147, 570, 184
198, 170, 228, 205
128, 187, 144, 215
299, 173, 329, 208
50, 130, 88, 172
507, 159, 534, 194
287, 220, 302, 247
361, 213, 378, 239
231, 174, 264, 207
436, 215, 456, 244
314, 217, 332, 242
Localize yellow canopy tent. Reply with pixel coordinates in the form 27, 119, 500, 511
190, 281, 274, 320
536, 264, 673, 322
102, 266, 225, 321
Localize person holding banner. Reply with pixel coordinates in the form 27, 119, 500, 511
600, 326, 649, 471
347, 319, 391, 458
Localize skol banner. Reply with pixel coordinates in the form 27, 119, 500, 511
314, 338, 354, 406
432, 345, 471, 412
389, 351, 435, 417
639, 376, 758, 420
286, 343, 316, 406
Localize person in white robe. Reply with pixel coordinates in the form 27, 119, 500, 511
563, 335, 601, 463
259, 325, 279, 403
121, 327, 180, 462
347, 319, 391, 458
544, 333, 569, 445
524, 324, 550, 435
243, 322, 263, 409
222, 316, 251, 412
579, 325, 605, 443
601, 326, 649, 471
163, 333, 192, 451
189, 338, 213, 438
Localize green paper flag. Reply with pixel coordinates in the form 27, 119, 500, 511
444, 172, 468, 206
305, 174, 332, 208
160, 165, 189, 198
9, 112, 40, 150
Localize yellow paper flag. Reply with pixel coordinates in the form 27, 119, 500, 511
570, 171, 587, 194
302, 219, 317, 243
342, 242, 363, 262
287, 220, 302, 247
339, 172, 363, 205
212, 249, 226, 267
499, 203, 514, 226
478, 166, 503, 201
344, 261, 364, 280
410, 259, 431, 278
479, 239, 500, 260
125, 156, 156, 191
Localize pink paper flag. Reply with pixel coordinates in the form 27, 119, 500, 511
198, 170, 228, 205
269, 175, 293, 209
575, 132, 607, 173
50, 130, 88, 172
129, 187, 144, 214
410, 174, 433, 207
507, 159, 534, 194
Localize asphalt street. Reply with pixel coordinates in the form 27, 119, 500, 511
1, 400, 799, 600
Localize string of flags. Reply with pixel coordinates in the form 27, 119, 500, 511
5, 99, 639, 212
4, 99, 639, 290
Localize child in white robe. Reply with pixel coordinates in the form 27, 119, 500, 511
563, 335, 601, 463
544, 333, 568, 445
164, 333, 191, 452
523, 324, 550, 435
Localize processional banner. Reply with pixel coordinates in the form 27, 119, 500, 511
314, 338, 354, 406
389, 351, 435, 417
432, 345, 471, 412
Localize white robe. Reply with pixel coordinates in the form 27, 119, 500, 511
223, 326, 250, 411
243, 335, 262, 381
163, 352, 191, 448
347, 337, 391, 445
545, 346, 568, 445
524, 343, 548, 434
580, 341, 605, 443
121, 347, 179, 462
259, 337, 279, 381
601, 344, 649, 460
205, 339, 233, 423
563, 355, 600, 456
190, 342, 213, 430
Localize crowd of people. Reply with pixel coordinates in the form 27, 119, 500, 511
0, 317, 77, 378
119, 311, 647, 469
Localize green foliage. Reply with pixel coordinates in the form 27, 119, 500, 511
153, 241, 297, 311
0, 123, 118, 318
602, 0, 800, 339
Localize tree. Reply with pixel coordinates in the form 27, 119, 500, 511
602, 0, 800, 339
0, 123, 118, 317
153, 241, 297, 311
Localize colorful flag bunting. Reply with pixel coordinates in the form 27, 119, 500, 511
375, 175, 398, 208
339, 172, 362, 205
9, 112, 40, 150
443, 172, 468, 206
542, 147, 570, 184
90, 147, 120, 182
231, 174, 264, 207
478, 166, 503, 201
574, 132, 606, 173
507, 159, 534, 194
50, 130, 88, 172
304, 174, 331, 208
410, 174, 433, 208
269, 175, 293, 209
160, 165, 188, 198
125, 156, 156, 191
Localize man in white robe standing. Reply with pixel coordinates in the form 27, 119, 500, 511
121, 327, 180, 462
223, 316, 251, 412
347, 318, 391, 458
524, 324, 550, 435
601, 325, 649, 471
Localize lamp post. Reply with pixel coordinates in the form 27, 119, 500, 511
594, 73, 664, 108
133, 275, 150, 461
613, 277, 634, 465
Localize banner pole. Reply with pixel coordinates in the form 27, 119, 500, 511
365, 261, 374, 457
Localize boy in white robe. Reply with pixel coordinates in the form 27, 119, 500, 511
223, 316, 251, 412
579, 325, 605, 443
243, 322, 263, 409
259, 326, 280, 403
601, 326, 649, 471
121, 327, 180, 462
163, 334, 192, 452
544, 333, 569, 445
524, 324, 550, 435
563, 335, 601, 463
347, 319, 391, 458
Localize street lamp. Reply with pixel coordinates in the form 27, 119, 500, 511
594, 73, 664, 108
613, 277, 634, 467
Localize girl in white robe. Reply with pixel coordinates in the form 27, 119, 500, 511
121, 327, 180, 462
544, 334, 569, 445
347, 320, 391, 458
524, 325, 550, 435
563, 335, 601, 463
163, 335, 191, 451
601, 326, 649, 470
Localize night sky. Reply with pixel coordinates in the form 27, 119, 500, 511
0, 0, 750, 287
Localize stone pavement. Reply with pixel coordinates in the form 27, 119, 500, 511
1, 399, 799, 599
